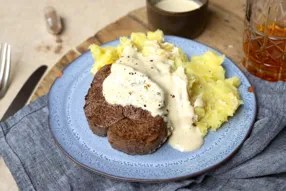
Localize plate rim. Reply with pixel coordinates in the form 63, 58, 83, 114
48, 35, 257, 182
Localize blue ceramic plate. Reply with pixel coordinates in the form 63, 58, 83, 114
49, 36, 256, 182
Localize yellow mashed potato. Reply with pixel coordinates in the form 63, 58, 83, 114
89, 30, 242, 136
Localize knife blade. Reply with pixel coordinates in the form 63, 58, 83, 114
1, 65, 47, 121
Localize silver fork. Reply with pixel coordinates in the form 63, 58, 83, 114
0, 43, 11, 98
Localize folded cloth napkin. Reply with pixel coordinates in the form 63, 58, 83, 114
1, 72, 286, 191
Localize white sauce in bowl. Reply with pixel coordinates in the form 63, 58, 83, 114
102, 45, 204, 152
155, 0, 201, 13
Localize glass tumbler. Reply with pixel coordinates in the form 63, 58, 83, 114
243, 0, 286, 81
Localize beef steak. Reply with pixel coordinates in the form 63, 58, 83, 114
84, 64, 168, 155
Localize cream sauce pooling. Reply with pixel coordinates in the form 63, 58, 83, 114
103, 64, 165, 117
103, 45, 203, 152
155, 0, 201, 13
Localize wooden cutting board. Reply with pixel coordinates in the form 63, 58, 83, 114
30, 2, 245, 102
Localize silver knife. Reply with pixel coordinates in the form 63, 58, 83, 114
1, 65, 47, 120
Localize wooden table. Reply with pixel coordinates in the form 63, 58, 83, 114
31, 0, 246, 102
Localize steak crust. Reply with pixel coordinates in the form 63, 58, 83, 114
84, 64, 168, 155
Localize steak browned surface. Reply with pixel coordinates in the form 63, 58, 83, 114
84, 64, 168, 155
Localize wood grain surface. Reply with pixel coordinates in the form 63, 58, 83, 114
31, 1, 245, 102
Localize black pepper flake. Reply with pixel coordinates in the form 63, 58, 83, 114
150, 60, 153, 62
144, 104, 146, 107
170, 94, 175, 98
158, 104, 161, 107
166, 109, 169, 112
127, 56, 130, 58
135, 63, 138, 65
151, 67, 154, 69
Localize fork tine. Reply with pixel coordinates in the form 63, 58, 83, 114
0, 44, 2, 84
0, 43, 10, 98
3, 45, 11, 89
0, 43, 8, 84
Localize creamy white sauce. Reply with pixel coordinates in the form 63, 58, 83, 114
194, 95, 204, 107
155, 0, 201, 13
166, 67, 203, 152
102, 45, 204, 152
103, 64, 165, 117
